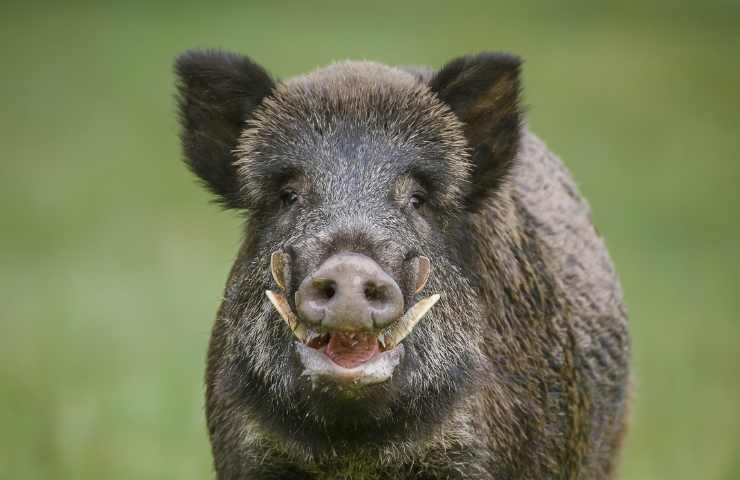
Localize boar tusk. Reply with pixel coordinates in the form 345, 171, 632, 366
414, 256, 431, 294
381, 294, 440, 350
270, 251, 286, 290
265, 290, 308, 343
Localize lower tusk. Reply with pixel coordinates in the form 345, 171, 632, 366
380, 294, 440, 350
265, 290, 308, 342
270, 251, 287, 290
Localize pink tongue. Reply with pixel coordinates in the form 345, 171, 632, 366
325, 332, 379, 369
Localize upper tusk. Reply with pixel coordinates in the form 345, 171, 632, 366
381, 294, 440, 350
270, 250, 286, 289
414, 256, 431, 294
265, 290, 308, 342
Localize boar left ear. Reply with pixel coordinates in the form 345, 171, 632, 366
175, 49, 275, 209
429, 53, 522, 209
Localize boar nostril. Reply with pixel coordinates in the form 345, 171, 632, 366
363, 282, 386, 304
313, 279, 336, 302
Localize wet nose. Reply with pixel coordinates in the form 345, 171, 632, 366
295, 252, 404, 331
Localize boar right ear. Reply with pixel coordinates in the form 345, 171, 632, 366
429, 53, 522, 210
175, 50, 275, 209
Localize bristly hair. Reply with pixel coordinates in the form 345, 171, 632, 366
234, 61, 473, 215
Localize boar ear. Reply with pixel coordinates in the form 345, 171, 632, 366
175, 49, 275, 209
429, 53, 522, 209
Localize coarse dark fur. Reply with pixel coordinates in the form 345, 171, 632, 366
175, 49, 631, 479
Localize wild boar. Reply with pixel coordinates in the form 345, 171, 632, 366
175, 50, 631, 479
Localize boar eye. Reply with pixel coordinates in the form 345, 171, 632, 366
409, 193, 425, 210
280, 190, 299, 207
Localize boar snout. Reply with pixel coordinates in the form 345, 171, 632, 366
295, 252, 404, 331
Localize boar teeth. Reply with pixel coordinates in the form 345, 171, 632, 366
303, 329, 323, 345
265, 290, 308, 343
270, 251, 287, 290
380, 294, 441, 350
414, 256, 431, 294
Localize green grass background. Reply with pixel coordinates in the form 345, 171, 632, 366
1, 1, 738, 478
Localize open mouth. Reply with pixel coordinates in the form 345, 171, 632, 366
266, 289, 439, 387
294, 337, 404, 388
309, 330, 380, 368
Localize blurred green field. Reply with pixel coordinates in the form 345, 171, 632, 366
1, 1, 738, 478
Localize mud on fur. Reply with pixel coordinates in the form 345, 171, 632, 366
175, 49, 631, 479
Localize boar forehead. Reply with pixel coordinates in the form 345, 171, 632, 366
235, 61, 471, 209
